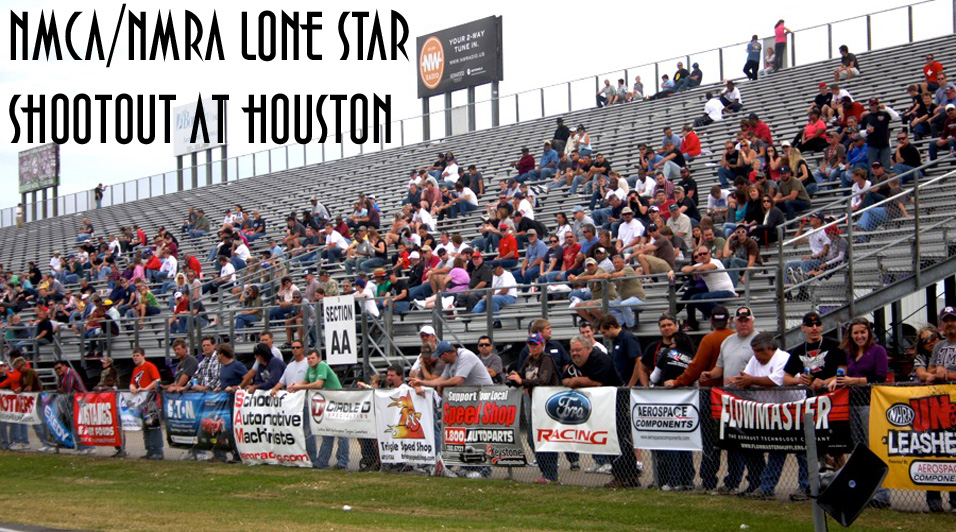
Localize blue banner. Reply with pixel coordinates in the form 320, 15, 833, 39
41, 394, 75, 449
162, 392, 233, 451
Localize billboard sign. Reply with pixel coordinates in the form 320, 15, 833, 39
416, 16, 503, 98
18, 143, 59, 194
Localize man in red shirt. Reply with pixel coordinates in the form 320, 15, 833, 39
130, 348, 164, 460
922, 53, 945, 94
495, 225, 520, 270
512, 147, 536, 183
929, 104, 956, 160
0, 361, 23, 450
680, 125, 701, 160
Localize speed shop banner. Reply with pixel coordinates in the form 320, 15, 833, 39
163, 392, 233, 451
233, 390, 311, 467
531, 387, 621, 455
441, 386, 526, 467
870, 384, 956, 491
630, 388, 702, 451
0, 390, 41, 424
73, 392, 122, 447
711, 388, 851, 452
307, 389, 376, 438
374, 386, 437, 464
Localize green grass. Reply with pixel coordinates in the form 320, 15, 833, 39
0, 452, 951, 532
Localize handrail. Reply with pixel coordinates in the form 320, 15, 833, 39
6, 0, 953, 228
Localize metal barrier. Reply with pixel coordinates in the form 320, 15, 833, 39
7, 0, 956, 227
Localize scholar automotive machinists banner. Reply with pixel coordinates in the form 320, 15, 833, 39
233, 389, 311, 467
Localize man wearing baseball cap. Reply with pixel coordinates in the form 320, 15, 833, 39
773, 164, 811, 220
783, 213, 830, 284
929, 104, 956, 160
928, 306, 956, 382
860, 97, 892, 168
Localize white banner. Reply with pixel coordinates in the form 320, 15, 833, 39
323, 295, 358, 365
0, 391, 40, 424
119, 392, 145, 431
531, 387, 620, 455
233, 390, 311, 467
307, 389, 376, 438
172, 98, 225, 156
374, 386, 437, 464
629, 388, 702, 451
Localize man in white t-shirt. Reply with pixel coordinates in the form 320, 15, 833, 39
470, 264, 517, 328
615, 207, 646, 257
269, 340, 310, 395
516, 193, 535, 221
671, 246, 737, 331
412, 202, 437, 233
202, 255, 236, 295
449, 183, 480, 218
701, 91, 725, 125
783, 213, 831, 283
320, 223, 350, 262
720, 80, 743, 113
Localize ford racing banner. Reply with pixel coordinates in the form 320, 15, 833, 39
307, 389, 376, 438
374, 386, 437, 465
233, 390, 311, 467
441, 386, 526, 467
531, 387, 620, 455
630, 388, 702, 451
711, 388, 851, 452
870, 384, 956, 491
163, 392, 233, 451
74, 392, 122, 447
0, 390, 41, 424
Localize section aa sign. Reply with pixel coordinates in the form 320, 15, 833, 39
374, 386, 436, 464
630, 388, 702, 451
870, 384, 956, 491
323, 295, 357, 365
233, 389, 311, 467
532, 387, 621, 455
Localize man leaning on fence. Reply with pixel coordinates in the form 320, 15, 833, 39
130, 348, 164, 460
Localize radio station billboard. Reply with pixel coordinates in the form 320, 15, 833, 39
416, 16, 503, 98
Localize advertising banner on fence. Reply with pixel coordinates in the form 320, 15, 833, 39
74, 393, 122, 447
233, 390, 311, 467
119, 392, 144, 431
870, 384, 956, 491
41, 394, 74, 449
374, 386, 436, 464
630, 389, 702, 451
323, 295, 358, 365
0, 391, 41, 424
307, 390, 376, 438
532, 387, 621, 455
164, 392, 233, 451
441, 386, 526, 467
711, 388, 851, 452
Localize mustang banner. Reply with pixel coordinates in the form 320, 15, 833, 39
233, 390, 311, 467
630, 388, 702, 451
307, 390, 376, 438
711, 388, 851, 452
870, 384, 956, 491
441, 386, 526, 467
0, 391, 41, 424
532, 387, 620, 455
74, 392, 122, 446
163, 392, 233, 451
374, 386, 436, 464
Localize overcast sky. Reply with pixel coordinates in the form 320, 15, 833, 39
1, 0, 948, 212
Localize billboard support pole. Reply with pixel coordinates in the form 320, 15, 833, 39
52, 186, 58, 217
491, 81, 500, 127
467, 87, 476, 132
41, 188, 48, 220
190, 153, 199, 189
176, 156, 184, 192
422, 98, 431, 141
31, 191, 37, 222
205, 149, 213, 186
221, 146, 228, 182
444, 92, 453, 137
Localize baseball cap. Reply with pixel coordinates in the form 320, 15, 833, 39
420, 325, 436, 336
355, 279, 367, 288
649, 206, 660, 213
470, 251, 482, 260
779, 165, 792, 174
527, 333, 544, 345
647, 223, 659, 231
947, 103, 956, 110
818, 82, 827, 88
811, 212, 826, 220
803, 311, 823, 326
871, 161, 883, 167
711, 306, 730, 324
668, 204, 680, 212
584, 257, 598, 267
435, 341, 456, 355
780, 140, 792, 148
674, 186, 685, 193
527, 228, 537, 236
940, 306, 956, 320
595, 247, 607, 254
409, 251, 420, 260
317, 269, 329, 277
621, 207, 634, 215
174, 292, 183, 300
868, 97, 880, 105
436, 248, 447, 255
253, 343, 272, 357
754, 171, 767, 180
735, 306, 754, 320
572, 206, 585, 213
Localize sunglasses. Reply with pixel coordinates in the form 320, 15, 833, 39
292, 345, 304, 349
550, 240, 559, 243
804, 321, 822, 327
693, 251, 709, 258
477, 343, 492, 347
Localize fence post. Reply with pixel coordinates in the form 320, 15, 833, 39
913, 169, 921, 288
515, 95, 520, 123
539, 282, 548, 319
866, 15, 872, 51
845, 202, 856, 318
827, 24, 833, 59
485, 290, 494, 343
361, 307, 370, 383
567, 82, 572, 112
654, 64, 660, 93
540, 88, 545, 118
776, 226, 787, 340
718, 49, 724, 81
908, 5, 914, 43
790, 32, 796, 68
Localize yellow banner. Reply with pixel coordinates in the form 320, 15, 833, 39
869, 385, 956, 491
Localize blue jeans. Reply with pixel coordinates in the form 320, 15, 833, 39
144, 426, 164, 458
784, 258, 824, 279
321, 248, 345, 262
813, 168, 842, 187
717, 167, 735, 188
408, 283, 433, 301
686, 290, 736, 326
358, 257, 386, 273
569, 175, 594, 195
890, 163, 921, 184
866, 146, 891, 170
759, 451, 808, 494
189, 229, 208, 238
269, 306, 296, 324
856, 206, 888, 232
725, 450, 766, 491
928, 138, 956, 160
491, 258, 519, 270
246, 232, 266, 242
513, 265, 541, 287
803, 180, 818, 197
781, 199, 810, 220
609, 297, 644, 328
451, 201, 479, 218
235, 313, 260, 330
471, 295, 517, 316
471, 234, 500, 253
591, 207, 612, 227
315, 436, 349, 468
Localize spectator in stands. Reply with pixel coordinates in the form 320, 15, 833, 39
470, 263, 517, 328
891, 131, 923, 183
509, 332, 561, 483
320, 222, 350, 263
772, 20, 791, 72
697, 92, 723, 128
570, 153, 611, 195
719, 80, 742, 114
928, 104, 956, 160
635, 223, 675, 275
833, 45, 860, 81
908, 91, 937, 140
76, 218, 94, 243
784, 213, 830, 284
680, 126, 701, 161
671, 62, 690, 92
201, 255, 236, 295
673, 246, 737, 331
628, 76, 644, 101
814, 132, 847, 188
743, 35, 762, 81
861, 98, 893, 169
131, 281, 161, 329
773, 165, 811, 220
648, 74, 675, 100
805, 225, 847, 278
567, 257, 616, 325
552, 118, 571, 154
719, 225, 762, 286
129, 347, 164, 460
717, 140, 747, 188
597, 79, 615, 107
235, 285, 263, 331
796, 109, 828, 153
920, 53, 944, 94
513, 228, 547, 287
666, 204, 691, 240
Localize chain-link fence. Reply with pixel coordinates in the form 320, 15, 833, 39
3, 385, 949, 513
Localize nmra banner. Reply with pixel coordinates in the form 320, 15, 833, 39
0, 391, 41, 424
532, 387, 620, 455
74, 392, 122, 447
630, 389, 702, 451
163, 392, 234, 451
711, 388, 851, 452
870, 384, 956, 491
233, 390, 311, 467
441, 386, 526, 467
307, 389, 376, 438
374, 386, 436, 464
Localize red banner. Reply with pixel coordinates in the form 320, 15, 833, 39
74, 393, 122, 447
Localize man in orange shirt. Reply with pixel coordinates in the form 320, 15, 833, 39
664, 306, 733, 491
0, 361, 23, 450
494, 224, 519, 270
130, 348, 164, 460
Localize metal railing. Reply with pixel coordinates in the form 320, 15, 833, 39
6, 0, 955, 228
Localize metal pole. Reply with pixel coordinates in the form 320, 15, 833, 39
866, 15, 872, 51
790, 32, 796, 68
927, 285, 940, 325
718, 49, 724, 81
485, 290, 494, 343
467, 87, 476, 132
908, 6, 914, 43
803, 412, 829, 532
361, 308, 370, 383
654, 64, 660, 93
776, 227, 787, 339
846, 203, 856, 318
913, 170, 922, 288
444, 92, 453, 137
515, 95, 520, 123
540, 282, 548, 320
492, 81, 500, 128
400, 119, 405, 146
567, 82, 572, 112
540, 88, 545, 118
422, 97, 430, 142
827, 24, 833, 59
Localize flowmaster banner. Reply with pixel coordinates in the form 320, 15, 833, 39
441, 386, 526, 467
